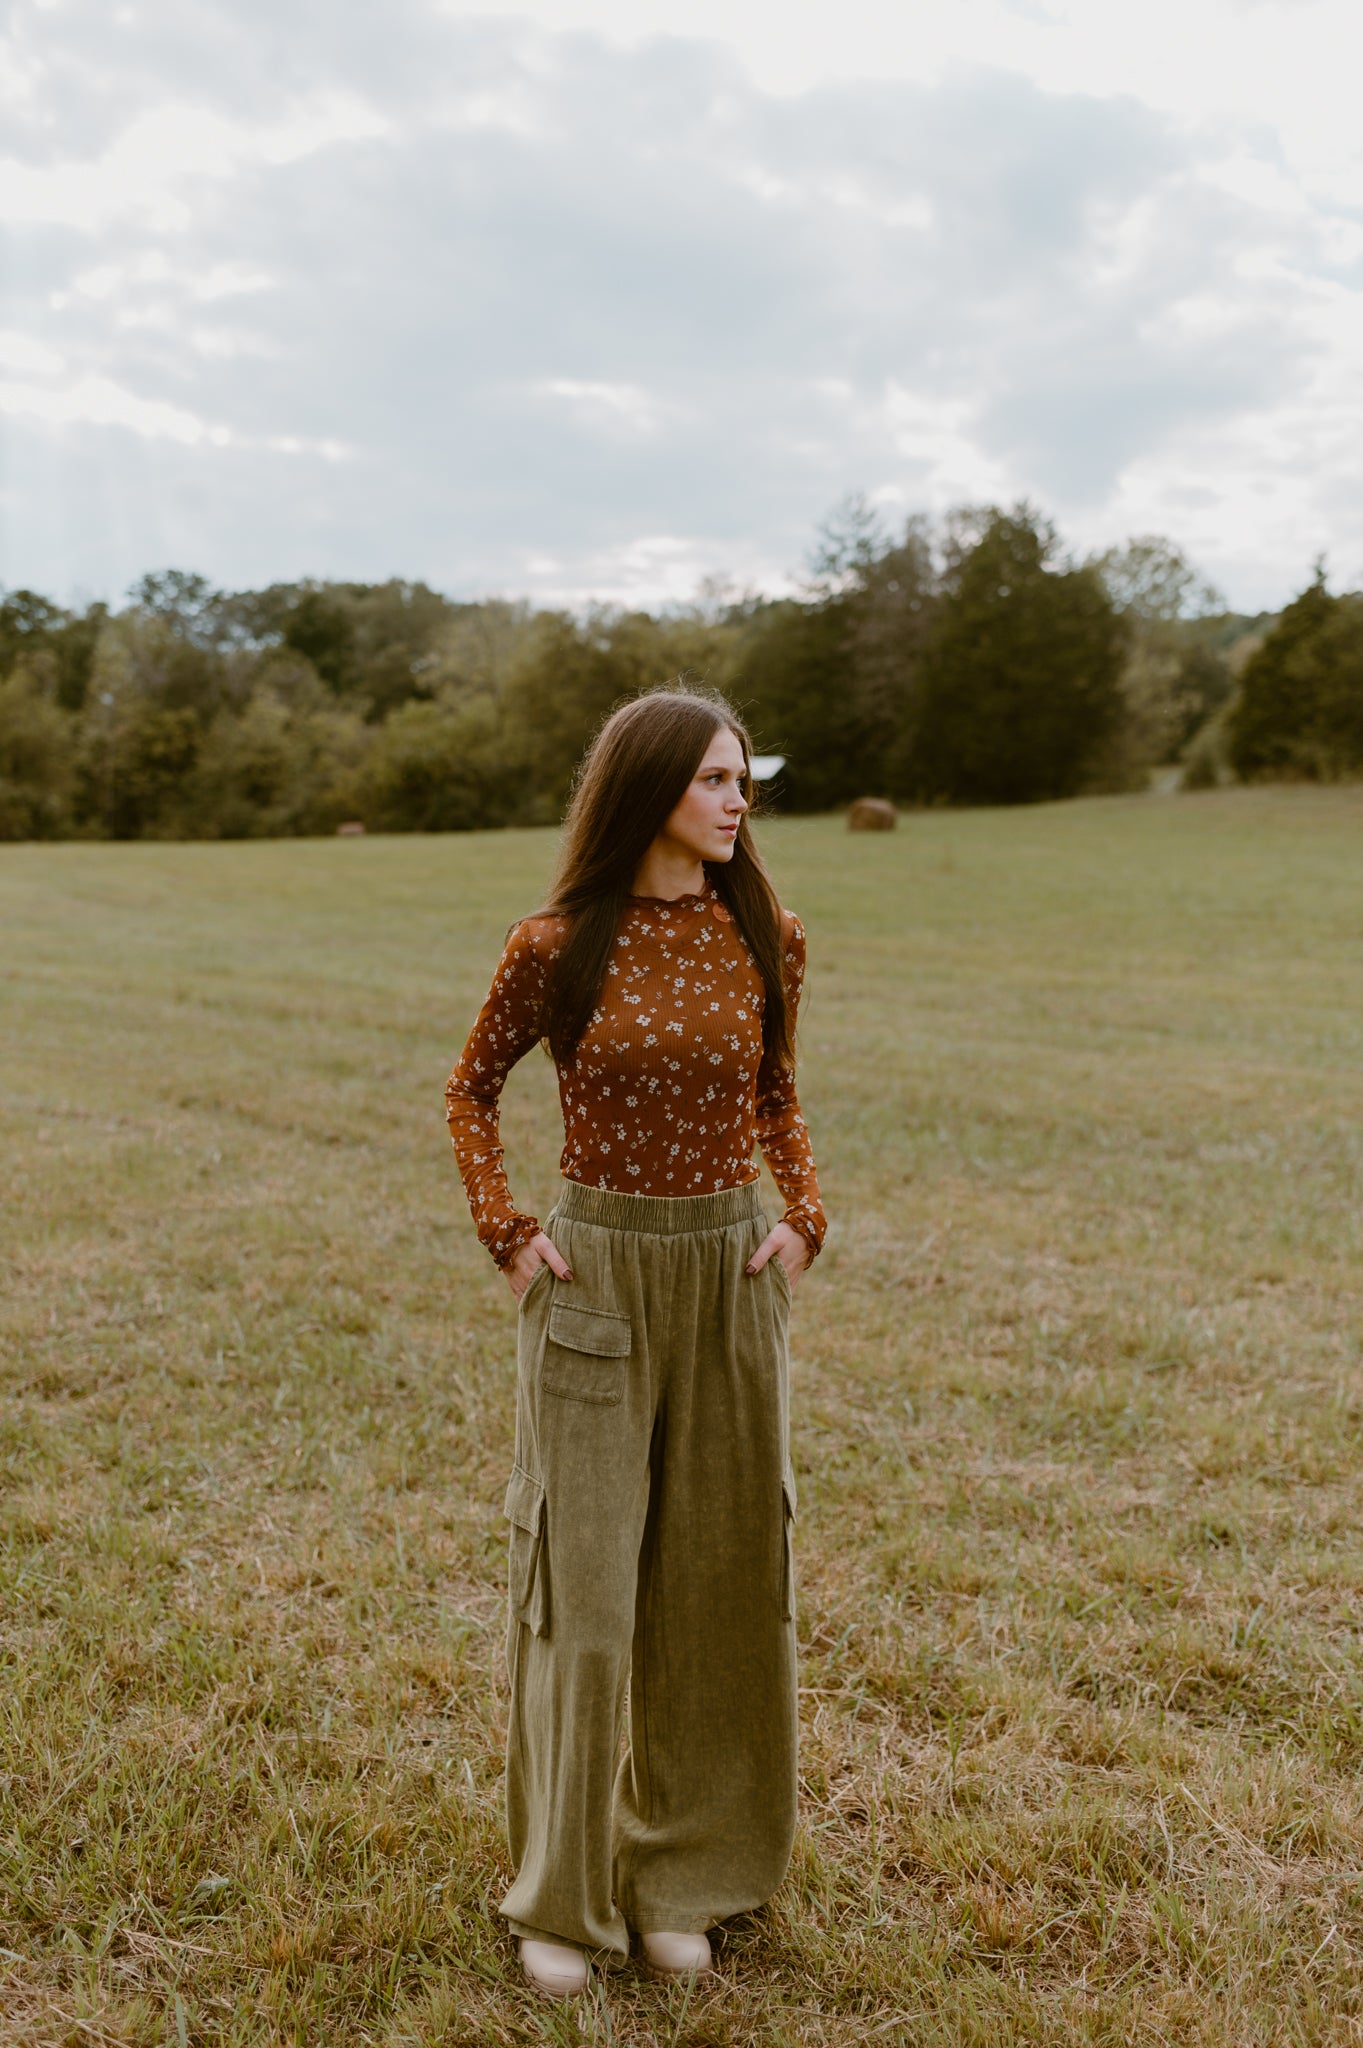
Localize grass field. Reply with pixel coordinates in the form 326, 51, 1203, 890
4, 787, 1363, 2047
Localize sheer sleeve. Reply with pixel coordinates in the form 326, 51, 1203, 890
754, 911, 827, 1258
445, 919, 551, 1267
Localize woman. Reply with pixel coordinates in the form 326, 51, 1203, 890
445, 688, 826, 1997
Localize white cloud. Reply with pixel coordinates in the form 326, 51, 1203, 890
56, 255, 273, 306
883, 387, 1015, 508
0, 372, 216, 442
513, 531, 793, 611
535, 379, 676, 434
0, 370, 351, 459
459, 0, 1363, 180
0, 329, 64, 375
0, 91, 388, 231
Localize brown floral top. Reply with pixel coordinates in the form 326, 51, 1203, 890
445, 884, 826, 1268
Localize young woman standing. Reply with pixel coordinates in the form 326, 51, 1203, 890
445, 689, 826, 1997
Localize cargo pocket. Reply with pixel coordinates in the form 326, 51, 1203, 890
541, 1300, 631, 1406
781, 1465, 798, 1622
504, 1465, 549, 1636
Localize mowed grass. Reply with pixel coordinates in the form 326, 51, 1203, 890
3, 787, 1363, 2047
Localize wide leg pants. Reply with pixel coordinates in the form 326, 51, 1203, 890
499, 1180, 799, 1957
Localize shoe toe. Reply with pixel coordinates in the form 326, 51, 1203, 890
642, 1930, 712, 1978
520, 1938, 588, 1997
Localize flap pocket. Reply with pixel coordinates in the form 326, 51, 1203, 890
542, 1301, 629, 1405
548, 1302, 632, 1357
503, 1467, 548, 1635
504, 1465, 545, 1535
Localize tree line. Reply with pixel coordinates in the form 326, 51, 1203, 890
0, 501, 1352, 843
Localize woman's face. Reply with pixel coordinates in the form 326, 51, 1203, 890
660, 726, 750, 867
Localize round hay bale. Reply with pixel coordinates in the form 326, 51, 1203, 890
847, 797, 896, 832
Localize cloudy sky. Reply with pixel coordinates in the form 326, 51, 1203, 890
2, 0, 1360, 613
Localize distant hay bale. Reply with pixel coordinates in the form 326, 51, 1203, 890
847, 798, 896, 832
336, 821, 367, 836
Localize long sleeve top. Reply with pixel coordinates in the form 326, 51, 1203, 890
445, 883, 826, 1267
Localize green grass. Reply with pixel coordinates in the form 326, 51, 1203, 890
3, 785, 1363, 2045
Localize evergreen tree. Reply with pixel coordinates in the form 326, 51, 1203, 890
910, 507, 1125, 804
1228, 572, 1363, 780
727, 598, 860, 810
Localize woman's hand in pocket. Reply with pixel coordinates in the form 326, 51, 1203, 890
745, 1221, 811, 1292
505, 1232, 573, 1301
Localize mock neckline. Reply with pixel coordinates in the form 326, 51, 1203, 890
626, 885, 713, 908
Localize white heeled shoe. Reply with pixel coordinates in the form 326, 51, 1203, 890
519, 1937, 588, 1997
641, 1930, 713, 1980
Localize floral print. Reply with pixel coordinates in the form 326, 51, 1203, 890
445, 884, 827, 1267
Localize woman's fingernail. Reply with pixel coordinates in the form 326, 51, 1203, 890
745, 1264, 756, 1276
564, 1269, 573, 1281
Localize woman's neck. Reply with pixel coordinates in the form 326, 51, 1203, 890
630, 840, 707, 901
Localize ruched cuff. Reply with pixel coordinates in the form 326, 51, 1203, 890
490, 1214, 541, 1269
782, 1207, 824, 1262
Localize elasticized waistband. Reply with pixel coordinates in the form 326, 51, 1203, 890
552, 1177, 764, 1237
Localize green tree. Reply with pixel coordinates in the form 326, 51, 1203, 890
1089, 535, 1222, 624
76, 665, 202, 839
0, 590, 108, 714
184, 690, 368, 838
361, 695, 517, 833
1310, 600, 1363, 771
345, 581, 461, 720
111, 581, 232, 724
501, 608, 730, 821
0, 665, 75, 839
128, 570, 224, 646
727, 497, 938, 810
1086, 537, 1233, 782
51, 604, 108, 712
1227, 572, 1363, 780
282, 588, 357, 696
911, 506, 1126, 804
839, 523, 938, 798
0, 590, 65, 673
269, 580, 461, 718
728, 597, 863, 810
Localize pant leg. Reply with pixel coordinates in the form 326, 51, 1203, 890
612, 1211, 799, 1933
500, 1212, 657, 1956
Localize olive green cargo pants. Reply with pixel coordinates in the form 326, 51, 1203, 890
499, 1181, 798, 1958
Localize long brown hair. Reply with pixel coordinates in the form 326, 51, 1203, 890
537, 687, 795, 1073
